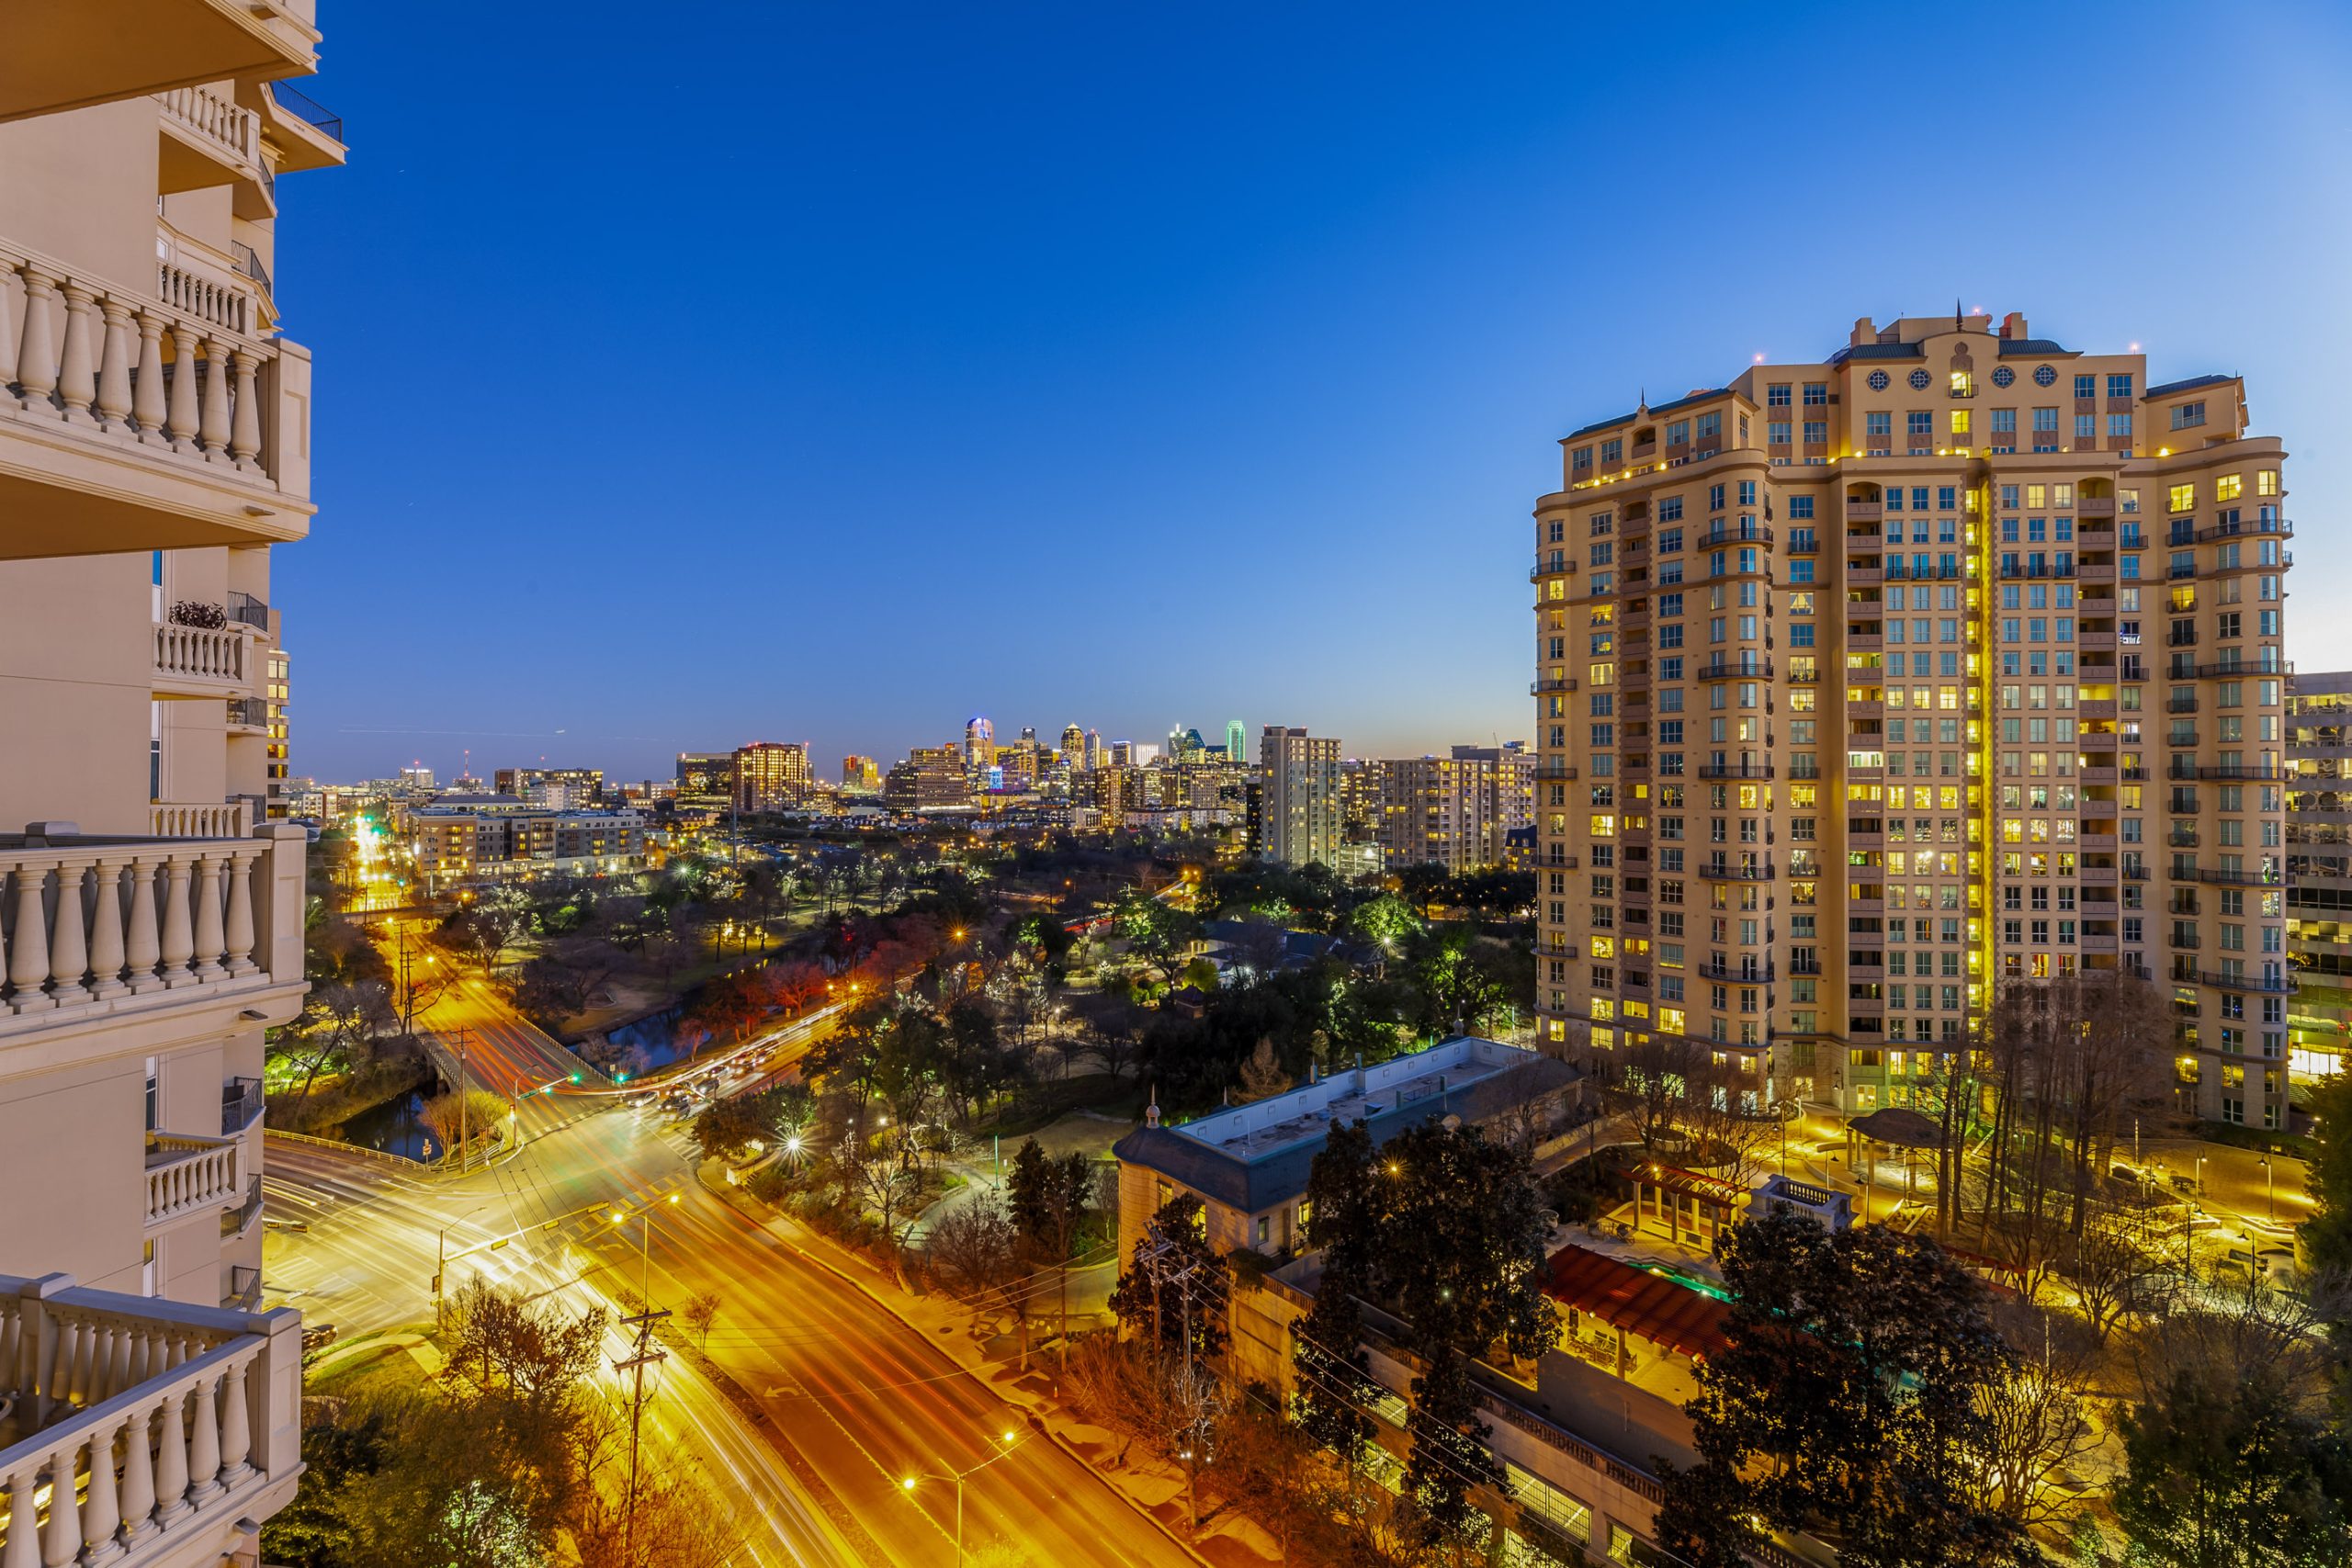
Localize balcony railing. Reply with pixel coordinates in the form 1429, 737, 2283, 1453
266, 81, 345, 142
1697, 763, 1775, 780
2197, 970, 2294, 995
223, 1266, 262, 1314
156, 86, 258, 166
151, 799, 253, 839
1698, 861, 1777, 881
226, 591, 270, 630
145, 1133, 243, 1230
221, 1076, 263, 1135
0, 827, 302, 1041
227, 696, 268, 729
1694, 658, 1774, 682
0, 231, 300, 537
2168, 763, 2278, 781
2189, 865, 2281, 886
0, 1272, 301, 1568
153, 622, 254, 694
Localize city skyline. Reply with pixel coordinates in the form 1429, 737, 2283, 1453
270, 3, 2352, 783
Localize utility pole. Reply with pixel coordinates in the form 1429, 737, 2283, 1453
615, 1303, 669, 1562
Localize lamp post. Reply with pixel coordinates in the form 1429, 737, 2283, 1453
901, 1429, 1022, 1567
2260, 1156, 2275, 1222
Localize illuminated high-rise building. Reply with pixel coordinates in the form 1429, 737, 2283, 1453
1061, 723, 1087, 769
1227, 718, 1247, 763
733, 740, 812, 810
1533, 310, 2291, 1126
965, 714, 994, 774
842, 754, 882, 793
1085, 728, 1104, 772
1261, 727, 1344, 868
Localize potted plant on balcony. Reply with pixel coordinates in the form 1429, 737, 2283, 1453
170, 600, 228, 629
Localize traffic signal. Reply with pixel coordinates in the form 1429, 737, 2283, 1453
570, 1072, 582, 1083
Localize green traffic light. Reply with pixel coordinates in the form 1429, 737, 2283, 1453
616, 1072, 628, 1083
570, 1072, 582, 1084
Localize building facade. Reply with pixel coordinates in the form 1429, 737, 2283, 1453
841, 753, 881, 793
406, 795, 647, 886
1261, 727, 1343, 868
1377, 744, 1539, 874
2287, 671, 2351, 1095
1533, 311, 2291, 1127
0, 6, 341, 1556
733, 740, 811, 811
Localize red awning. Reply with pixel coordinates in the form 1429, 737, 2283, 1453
1542, 1243, 1734, 1361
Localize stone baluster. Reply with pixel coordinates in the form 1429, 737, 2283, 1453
229, 349, 261, 468
0, 260, 20, 393
79, 1416, 124, 1562
157, 853, 195, 987
198, 337, 232, 456
96, 299, 134, 428
165, 324, 201, 446
40, 1437, 83, 1565
216, 1355, 254, 1485
6, 862, 51, 1010
44, 863, 88, 1006
124, 856, 162, 993
55, 283, 98, 424
222, 849, 256, 976
15, 268, 57, 411
153, 1390, 191, 1525
131, 310, 168, 435
190, 853, 225, 981
85, 859, 127, 998
185, 1372, 221, 1497
117, 1404, 158, 1546
107, 1323, 134, 1401
0, 1456, 40, 1568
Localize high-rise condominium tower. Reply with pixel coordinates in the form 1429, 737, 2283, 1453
1227, 718, 1247, 763
733, 739, 811, 809
1261, 727, 1344, 869
1533, 311, 2290, 1128
1061, 723, 1087, 769
965, 714, 994, 774
0, 5, 348, 1555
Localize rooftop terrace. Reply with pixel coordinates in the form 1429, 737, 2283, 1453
1171, 1035, 1544, 1160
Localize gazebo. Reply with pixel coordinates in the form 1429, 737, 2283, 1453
1846, 1106, 1943, 1217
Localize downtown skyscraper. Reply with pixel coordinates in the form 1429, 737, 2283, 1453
1533, 311, 2291, 1128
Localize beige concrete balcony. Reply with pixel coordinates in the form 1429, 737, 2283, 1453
0, 234, 312, 562
0, 826, 305, 1069
152, 622, 257, 698
0, 1272, 302, 1567
144, 1132, 243, 1231
0, 0, 319, 123
155, 86, 260, 195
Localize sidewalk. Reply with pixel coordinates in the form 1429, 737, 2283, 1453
698, 1165, 1284, 1568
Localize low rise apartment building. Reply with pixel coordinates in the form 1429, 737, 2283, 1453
0, 3, 344, 1558
407, 795, 647, 886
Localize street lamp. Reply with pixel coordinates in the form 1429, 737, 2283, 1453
901, 1429, 1022, 1567
609, 1191, 683, 1306
2259, 1156, 2276, 1222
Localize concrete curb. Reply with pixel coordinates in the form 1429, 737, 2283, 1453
696, 1166, 1226, 1568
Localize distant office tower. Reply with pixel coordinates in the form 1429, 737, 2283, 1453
2289, 674, 2349, 1086
401, 764, 437, 789
1020, 726, 1036, 743
494, 767, 605, 809
1085, 729, 1104, 772
676, 751, 739, 800
842, 754, 882, 792
1261, 727, 1344, 868
1535, 309, 2291, 1126
887, 745, 970, 809
1227, 718, 1247, 764
965, 715, 994, 773
1061, 724, 1087, 769
733, 741, 812, 810
1112, 739, 1135, 767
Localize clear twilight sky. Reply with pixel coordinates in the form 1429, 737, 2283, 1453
277, 2, 2352, 786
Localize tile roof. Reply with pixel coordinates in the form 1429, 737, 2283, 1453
1825, 342, 1925, 365
2146, 373, 2236, 398
1994, 338, 2073, 356
1542, 1244, 1734, 1360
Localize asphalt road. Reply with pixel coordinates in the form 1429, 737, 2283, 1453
266, 959, 1199, 1568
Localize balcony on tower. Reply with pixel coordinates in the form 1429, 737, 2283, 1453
0, 1271, 304, 1566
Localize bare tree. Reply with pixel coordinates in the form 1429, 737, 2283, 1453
928, 1196, 1020, 1331
678, 1290, 721, 1352
1236, 1037, 1291, 1102
1973, 1303, 2105, 1532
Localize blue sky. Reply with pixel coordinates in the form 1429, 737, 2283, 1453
276, 2, 2352, 785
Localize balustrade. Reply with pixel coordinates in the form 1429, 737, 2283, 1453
149, 801, 251, 840
144, 1134, 243, 1228
156, 87, 258, 166
0, 1272, 294, 1568
153, 623, 252, 689
0, 235, 279, 481
0, 834, 277, 1028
